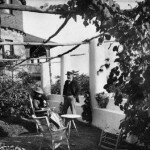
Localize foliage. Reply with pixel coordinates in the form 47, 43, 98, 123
0, 54, 20, 71
51, 75, 61, 94
4, 0, 150, 146
58, 102, 64, 115
95, 92, 109, 108
81, 92, 92, 124
0, 144, 26, 150
51, 72, 89, 95
46, 0, 150, 147
0, 71, 36, 118
73, 72, 89, 95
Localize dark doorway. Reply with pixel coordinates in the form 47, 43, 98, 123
30, 46, 46, 63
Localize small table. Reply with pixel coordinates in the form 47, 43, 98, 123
61, 114, 81, 137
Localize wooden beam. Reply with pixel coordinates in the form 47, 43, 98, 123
0, 42, 57, 46
0, 57, 53, 61
0, 41, 87, 46
70, 53, 85, 56
0, 4, 76, 15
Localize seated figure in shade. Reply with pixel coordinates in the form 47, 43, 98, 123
31, 86, 64, 130
31, 86, 47, 111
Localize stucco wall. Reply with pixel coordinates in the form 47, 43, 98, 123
47, 94, 125, 133
92, 108, 125, 134
1, 28, 26, 58
0, 0, 23, 32
1, 28, 27, 75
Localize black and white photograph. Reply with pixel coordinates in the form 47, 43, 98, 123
0, 0, 149, 150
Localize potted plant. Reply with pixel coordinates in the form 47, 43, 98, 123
95, 92, 109, 108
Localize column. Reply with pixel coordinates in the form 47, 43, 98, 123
46, 49, 52, 86
0, 17, 1, 41
41, 62, 51, 96
89, 39, 97, 108
60, 54, 71, 96
89, 40, 109, 108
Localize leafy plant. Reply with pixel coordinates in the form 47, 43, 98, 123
17, 0, 150, 147
51, 75, 61, 94
52, 0, 150, 147
81, 92, 92, 124
73, 72, 89, 95
95, 92, 109, 108
58, 102, 64, 115
0, 71, 36, 118
51, 72, 90, 95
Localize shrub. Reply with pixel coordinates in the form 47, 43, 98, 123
95, 92, 109, 108
0, 71, 36, 118
51, 76, 61, 94
81, 92, 92, 124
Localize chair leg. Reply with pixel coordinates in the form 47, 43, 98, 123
114, 133, 121, 150
68, 121, 71, 138
38, 139, 43, 150
66, 138, 70, 150
98, 130, 104, 147
52, 141, 55, 150
36, 124, 39, 133
72, 119, 79, 136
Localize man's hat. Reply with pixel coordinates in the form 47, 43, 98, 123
65, 71, 74, 75
34, 87, 44, 94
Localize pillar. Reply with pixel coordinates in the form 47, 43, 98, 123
0, 16, 1, 41
46, 49, 52, 86
60, 54, 71, 96
89, 40, 98, 108
41, 62, 51, 96
89, 39, 110, 108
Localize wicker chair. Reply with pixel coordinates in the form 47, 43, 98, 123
29, 95, 50, 132
98, 128, 122, 150
32, 115, 70, 150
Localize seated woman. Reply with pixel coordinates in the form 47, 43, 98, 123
31, 86, 64, 130
31, 86, 47, 111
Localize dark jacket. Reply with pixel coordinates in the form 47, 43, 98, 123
63, 79, 80, 102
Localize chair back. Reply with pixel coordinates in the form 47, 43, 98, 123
32, 115, 51, 133
29, 95, 36, 115
98, 129, 122, 150
50, 111, 65, 129
32, 115, 70, 150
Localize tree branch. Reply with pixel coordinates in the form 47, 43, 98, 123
43, 15, 71, 43
0, 4, 77, 15
45, 44, 81, 62
11, 33, 103, 68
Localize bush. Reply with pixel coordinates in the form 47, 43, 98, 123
95, 92, 109, 108
81, 92, 92, 124
0, 71, 36, 118
51, 76, 61, 94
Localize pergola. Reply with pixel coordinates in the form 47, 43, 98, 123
0, 2, 124, 132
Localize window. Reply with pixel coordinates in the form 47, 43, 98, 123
3, 0, 13, 14
1, 39, 14, 58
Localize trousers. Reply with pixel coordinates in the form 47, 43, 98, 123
62, 95, 76, 114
